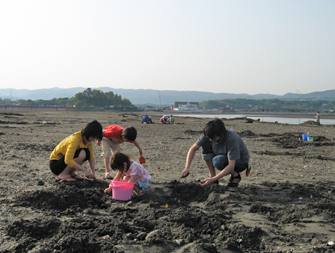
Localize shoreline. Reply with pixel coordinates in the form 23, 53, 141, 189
1, 109, 335, 119
153, 111, 335, 119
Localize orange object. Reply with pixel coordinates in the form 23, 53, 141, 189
139, 156, 146, 164
246, 165, 251, 177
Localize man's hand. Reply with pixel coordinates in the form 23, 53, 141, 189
200, 177, 217, 187
181, 168, 190, 178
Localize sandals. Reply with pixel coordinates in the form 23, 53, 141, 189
227, 173, 241, 187
57, 176, 77, 182
105, 173, 113, 180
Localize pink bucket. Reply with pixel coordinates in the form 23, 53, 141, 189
109, 180, 135, 201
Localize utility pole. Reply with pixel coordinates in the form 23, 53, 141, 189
296, 89, 304, 124
158, 91, 161, 110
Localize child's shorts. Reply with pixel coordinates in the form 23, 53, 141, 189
138, 179, 150, 192
101, 139, 121, 158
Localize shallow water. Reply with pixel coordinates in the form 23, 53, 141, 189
174, 113, 335, 125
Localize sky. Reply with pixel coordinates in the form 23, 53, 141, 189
0, 0, 334, 95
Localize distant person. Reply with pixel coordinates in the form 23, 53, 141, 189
159, 115, 169, 124
141, 114, 153, 124
49, 120, 103, 182
104, 152, 151, 197
168, 115, 175, 124
315, 111, 320, 125
96, 125, 143, 179
181, 118, 250, 187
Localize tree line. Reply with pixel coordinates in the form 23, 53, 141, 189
1, 89, 335, 112
0, 88, 137, 111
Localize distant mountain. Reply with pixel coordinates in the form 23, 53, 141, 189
1, 87, 335, 106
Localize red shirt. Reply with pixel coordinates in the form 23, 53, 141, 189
103, 125, 124, 141
103, 125, 134, 143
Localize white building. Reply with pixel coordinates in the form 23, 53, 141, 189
174, 102, 199, 111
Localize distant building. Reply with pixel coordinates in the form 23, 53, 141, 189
144, 106, 155, 111
174, 102, 199, 111
174, 101, 199, 108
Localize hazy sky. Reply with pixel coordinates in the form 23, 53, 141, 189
1, 0, 334, 95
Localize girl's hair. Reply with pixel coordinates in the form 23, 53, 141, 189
110, 151, 131, 172
81, 120, 103, 141
203, 118, 227, 139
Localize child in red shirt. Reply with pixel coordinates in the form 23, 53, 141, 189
97, 125, 143, 179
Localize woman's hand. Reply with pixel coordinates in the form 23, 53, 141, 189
84, 170, 93, 179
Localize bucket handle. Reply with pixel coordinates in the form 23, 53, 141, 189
110, 185, 134, 188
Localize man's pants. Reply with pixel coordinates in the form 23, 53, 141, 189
201, 141, 248, 172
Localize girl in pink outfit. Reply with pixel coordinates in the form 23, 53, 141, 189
104, 152, 151, 196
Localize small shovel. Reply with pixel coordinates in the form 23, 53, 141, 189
139, 155, 146, 164
178, 172, 189, 182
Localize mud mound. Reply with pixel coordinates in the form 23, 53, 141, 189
184, 130, 202, 135
237, 130, 256, 137
14, 180, 109, 213
271, 132, 302, 148
3, 181, 267, 252
4, 180, 335, 252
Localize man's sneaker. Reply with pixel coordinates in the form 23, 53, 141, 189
227, 173, 241, 187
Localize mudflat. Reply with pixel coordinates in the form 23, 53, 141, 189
1, 110, 335, 252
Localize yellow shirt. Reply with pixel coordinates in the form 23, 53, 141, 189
49, 131, 95, 167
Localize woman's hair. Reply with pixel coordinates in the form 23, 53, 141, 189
110, 151, 131, 172
81, 120, 103, 141
203, 118, 227, 139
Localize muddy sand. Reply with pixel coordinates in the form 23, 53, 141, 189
1, 110, 335, 253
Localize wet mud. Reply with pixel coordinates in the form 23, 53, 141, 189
1, 110, 335, 252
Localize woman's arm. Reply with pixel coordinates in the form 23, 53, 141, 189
88, 160, 96, 178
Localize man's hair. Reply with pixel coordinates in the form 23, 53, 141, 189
122, 126, 137, 141
81, 120, 103, 141
203, 118, 226, 139
110, 151, 131, 172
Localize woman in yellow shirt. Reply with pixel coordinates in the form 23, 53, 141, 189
49, 120, 103, 182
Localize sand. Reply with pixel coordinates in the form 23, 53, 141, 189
1, 110, 335, 253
